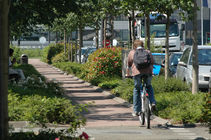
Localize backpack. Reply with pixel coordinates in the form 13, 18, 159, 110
133, 48, 151, 70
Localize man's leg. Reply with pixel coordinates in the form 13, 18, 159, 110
133, 74, 142, 115
16, 69, 25, 80
145, 75, 156, 104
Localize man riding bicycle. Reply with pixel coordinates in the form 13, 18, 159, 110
126, 40, 156, 116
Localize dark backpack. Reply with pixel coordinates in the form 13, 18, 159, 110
133, 48, 151, 70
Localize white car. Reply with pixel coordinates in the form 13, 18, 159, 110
176, 45, 211, 89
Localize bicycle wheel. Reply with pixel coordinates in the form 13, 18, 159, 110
144, 98, 151, 129
139, 112, 145, 125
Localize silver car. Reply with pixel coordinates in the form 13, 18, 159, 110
176, 45, 211, 89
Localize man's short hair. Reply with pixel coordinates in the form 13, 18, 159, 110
134, 40, 144, 49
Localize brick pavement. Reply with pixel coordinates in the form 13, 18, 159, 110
29, 59, 168, 128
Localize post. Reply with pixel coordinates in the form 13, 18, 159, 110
201, 0, 204, 45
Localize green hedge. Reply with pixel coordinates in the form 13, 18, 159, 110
41, 43, 64, 64
156, 91, 206, 124
9, 64, 87, 132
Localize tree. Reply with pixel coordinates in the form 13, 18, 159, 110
100, 0, 122, 47
179, 0, 198, 94
9, 0, 77, 40
0, 0, 10, 139
191, 0, 199, 94
156, 0, 179, 80
121, 0, 138, 49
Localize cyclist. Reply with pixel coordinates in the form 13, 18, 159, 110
126, 40, 156, 116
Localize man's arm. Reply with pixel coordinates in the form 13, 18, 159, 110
126, 51, 133, 76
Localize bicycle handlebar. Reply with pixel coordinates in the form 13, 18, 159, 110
125, 75, 133, 79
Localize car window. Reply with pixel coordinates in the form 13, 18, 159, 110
189, 49, 211, 65
152, 55, 165, 65
170, 54, 182, 65
180, 48, 191, 64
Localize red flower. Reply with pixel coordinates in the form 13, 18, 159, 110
79, 132, 89, 140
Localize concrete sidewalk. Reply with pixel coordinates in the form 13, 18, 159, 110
27, 58, 168, 128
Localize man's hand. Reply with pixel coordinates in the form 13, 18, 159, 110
12, 58, 16, 64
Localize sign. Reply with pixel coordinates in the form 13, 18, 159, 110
103, 40, 110, 47
39, 36, 46, 44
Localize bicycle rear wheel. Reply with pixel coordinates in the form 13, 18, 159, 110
139, 112, 145, 125
145, 98, 151, 129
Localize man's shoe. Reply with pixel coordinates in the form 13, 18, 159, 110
132, 112, 140, 117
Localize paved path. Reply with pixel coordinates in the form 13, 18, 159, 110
29, 59, 167, 128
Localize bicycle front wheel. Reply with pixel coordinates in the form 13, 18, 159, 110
145, 98, 150, 129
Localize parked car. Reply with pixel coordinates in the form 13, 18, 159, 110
77, 46, 96, 63
82, 47, 97, 62
176, 45, 211, 89
169, 52, 183, 76
152, 53, 165, 75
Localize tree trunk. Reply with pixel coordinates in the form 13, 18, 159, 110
78, 26, 83, 64
100, 19, 104, 48
110, 16, 114, 47
64, 29, 66, 54
48, 30, 50, 44
70, 32, 73, 62
146, 13, 150, 50
95, 26, 99, 49
103, 17, 107, 47
75, 30, 78, 62
55, 32, 58, 43
0, 1, 10, 139
131, 10, 135, 49
192, 0, 199, 94
68, 33, 72, 62
128, 16, 132, 49
165, 13, 170, 80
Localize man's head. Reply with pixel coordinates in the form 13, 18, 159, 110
133, 40, 144, 49
9, 48, 14, 56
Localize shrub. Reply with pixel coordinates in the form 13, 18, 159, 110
98, 77, 121, 89
52, 52, 69, 63
13, 64, 43, 79
10, 46, 22, 63
152, 76, 190, 94
111, 78, 134, 103
52, 62, 85, 79
41, 43, 64, 64
83, 47, 122, 82
201, 92, 211, 130
8, 64, 87, 131
155, 91, 206, 124
8, 92, 87, 128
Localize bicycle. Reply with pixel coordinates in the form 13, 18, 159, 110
125, 75, 152, 129
138, 75, 151, 129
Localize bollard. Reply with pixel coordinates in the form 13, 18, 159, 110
20, 54, 28, 64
